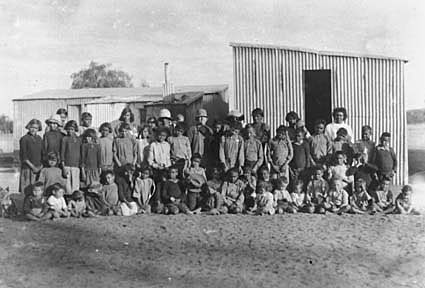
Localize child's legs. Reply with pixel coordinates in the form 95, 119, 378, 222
86, 168, 100, 186
20, 167, 37, 196
187, 192, 200, 211
120, 202, 131, 216
166, 203, 179, 215
177, 202, 190, 214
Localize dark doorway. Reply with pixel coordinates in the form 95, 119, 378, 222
304, 70, 332, 133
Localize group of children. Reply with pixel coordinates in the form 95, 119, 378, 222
20, 106, 419, 220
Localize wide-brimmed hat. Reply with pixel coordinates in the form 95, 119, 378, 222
196, 109, 208, 118
228, 110, 243, 118
45, 114, 63, 126
158, 109, 172, 120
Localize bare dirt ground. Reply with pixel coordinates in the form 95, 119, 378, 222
0, 214, 424, 288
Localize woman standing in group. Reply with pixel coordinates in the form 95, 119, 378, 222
325, 107, 353, 142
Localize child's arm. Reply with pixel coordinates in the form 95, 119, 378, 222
285, 140, 294, 165
219, 136, 227, 170
391, 148, 397, 174
238, 137, 245, 168
112, 140, 122, 167
253, 143, 264, 173
395, 199, 407, 214
132, 139, 138, 166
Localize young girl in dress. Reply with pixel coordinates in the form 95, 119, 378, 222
81, 129, 101, 187
133, 166, 155, 213
61, 120, 82, 196
136, 124, 152, 169
98, 122, 114, 172
20, 119, 43, 196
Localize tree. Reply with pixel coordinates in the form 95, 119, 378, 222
0, 115, 13, 133
139, 78, 150, 88
70, 61, 133, 89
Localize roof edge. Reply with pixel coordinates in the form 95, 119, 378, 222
229, 42, 408, 63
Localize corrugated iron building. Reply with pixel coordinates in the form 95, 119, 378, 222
231, 42, 407, 184
13, 85, 228, 151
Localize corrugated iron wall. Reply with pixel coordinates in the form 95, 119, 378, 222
86, 103, 127, 130
13, 98, 98, 151
232, 44, 407, 184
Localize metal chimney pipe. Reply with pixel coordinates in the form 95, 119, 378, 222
164, 62, 169, 85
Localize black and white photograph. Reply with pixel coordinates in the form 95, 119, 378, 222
0, 1, 424, 287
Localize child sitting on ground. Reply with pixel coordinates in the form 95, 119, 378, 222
273, 177, 295, 214
220, 168, 245, 214
370, 177, 394, 213
47, 183, 70, 219
116, 164, 139, 216
306, 166, 329, 213
202, 168, 225, 215
161, 166, 191, 215
325, 179, 350, 214
328, 151, 353, 193
349, 178, 372, 214
101, 170, 120, 215
393, 185, 420, 215
85, 183, 107, 215
23, 182, 53, 221
240, 166, 257, 212
184, 154, 207, 213
68, 190, 89, 218
290, 179, 307, 213
133, 167, 155, 214
254, 181, 275, 215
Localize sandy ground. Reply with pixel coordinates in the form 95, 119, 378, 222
0, 214, 424, 288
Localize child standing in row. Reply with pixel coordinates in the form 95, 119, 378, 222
43, 114, 64, 163
98, 122, 114, 172
20, 119, 43, 196
113, 123, 137, 168
133, 167, 155, 214
309, 119, 332, 167
220, 123, 245, 172
168, 123, 191, 175
23, 182, 53, 221
243, 124, 263, 174
81, 129, 101, 187
268, 126, 293, 180
61, 120, 81, 195
38, 152, 66, 196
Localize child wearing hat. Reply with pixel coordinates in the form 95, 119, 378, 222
157, 108, 174, 137
188, 109, 213, 166
43, 114, 64, 164
20, 119, 43, 195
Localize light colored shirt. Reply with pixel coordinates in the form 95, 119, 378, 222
148, 141, 171, 169
273, 189, 292, 206
99, 137, 114, 168
325, 122, 353, 142
168, 135, 192, 160
220, 135, 245, 169
268, 137, 293, 167
310, 134, 332, 164
47, 195, 67, 211
327, 189, 349, 207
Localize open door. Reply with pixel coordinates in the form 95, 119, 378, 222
304, 70, 332, 133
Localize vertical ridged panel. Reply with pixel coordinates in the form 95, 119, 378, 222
232, 44, 407, 184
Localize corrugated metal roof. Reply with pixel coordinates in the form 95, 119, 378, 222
14, 85, 228, 101
86, 95, 162, 104
146, 92, 204, 106
230, 42, 408, 62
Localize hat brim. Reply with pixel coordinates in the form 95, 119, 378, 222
45, 119, 62, 126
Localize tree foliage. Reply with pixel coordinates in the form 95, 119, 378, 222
0, 114, 13, 133
71, 61, 133, 89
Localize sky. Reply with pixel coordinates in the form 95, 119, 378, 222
0, 0, 424, 118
